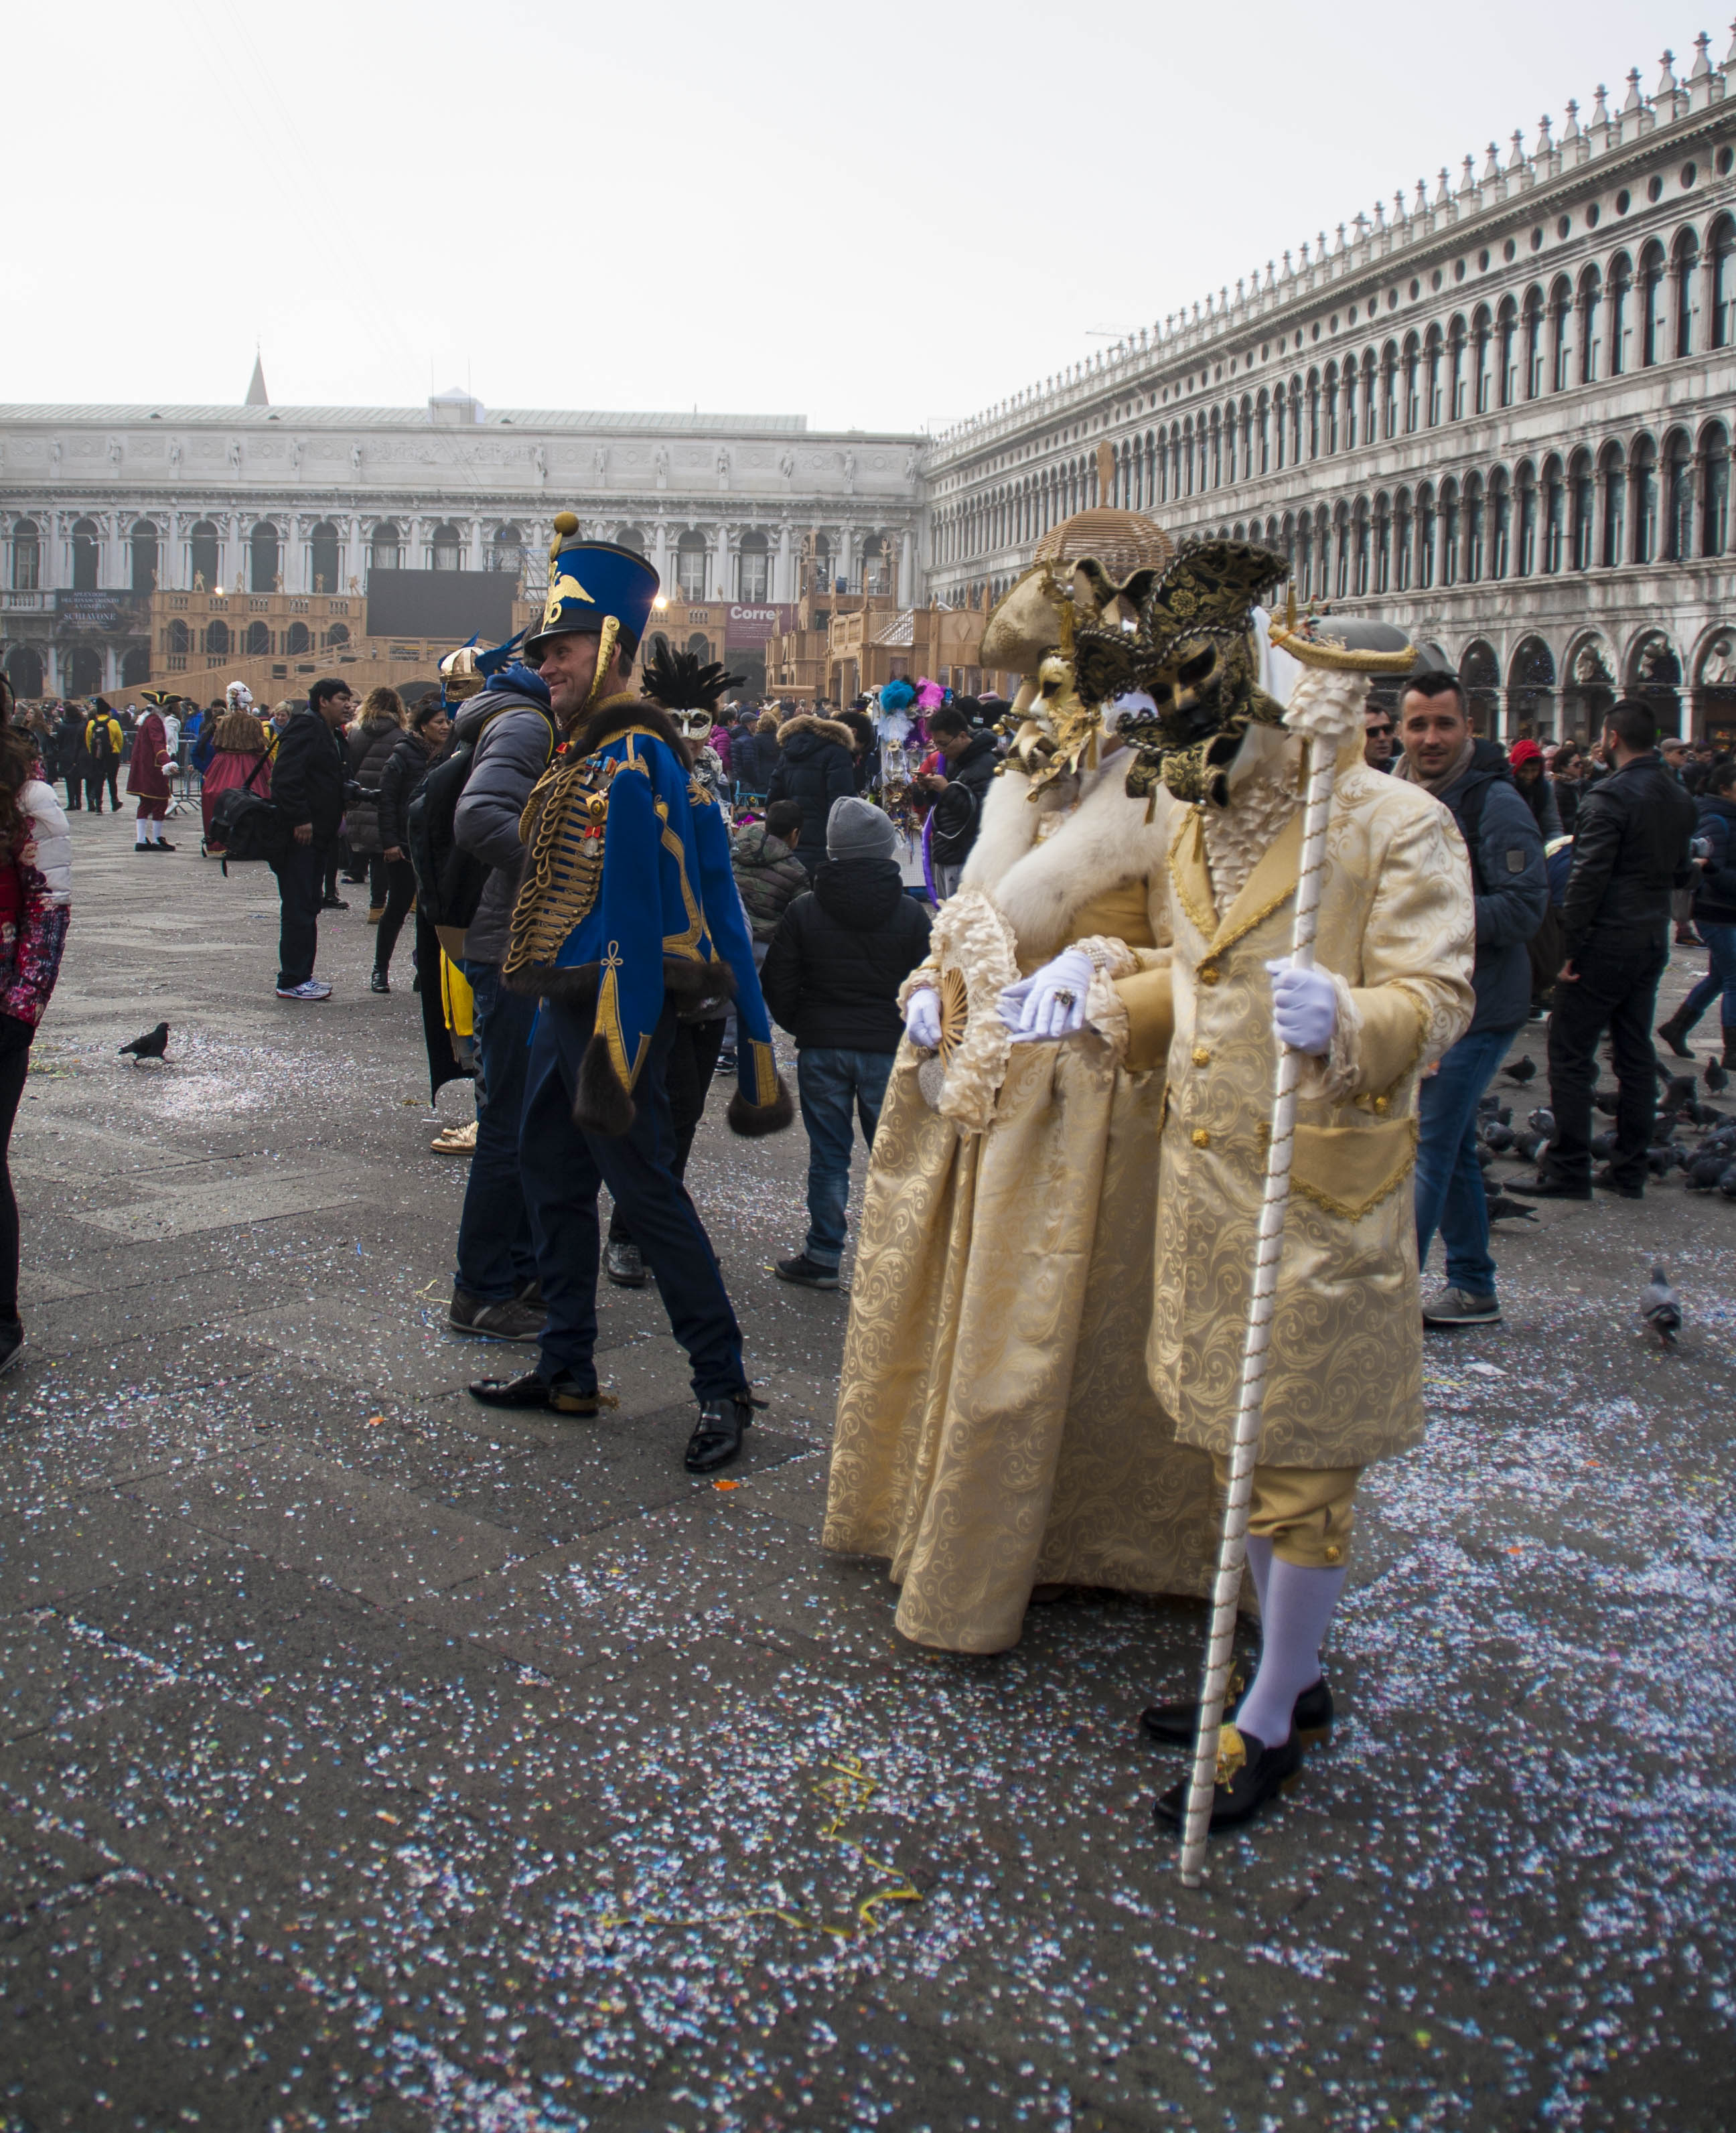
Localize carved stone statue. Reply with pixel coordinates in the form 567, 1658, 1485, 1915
779, 447, 796, 482
532, 444, 549, 484
289, 438, 301, 471
843, 450, 857, 494
227, 438, 242, 471
717, 445, 731, 489
653, 445, 670, 490
593, 444, 609, 476
350, 443, 364, 474
169, 439, 182, 469
193, 571, 206, 592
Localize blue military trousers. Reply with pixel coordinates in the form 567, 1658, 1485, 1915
520, 999, 745, 1402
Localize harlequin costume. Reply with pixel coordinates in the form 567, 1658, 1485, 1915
472, 517, 791, 1474
1073, 542, 1475, 1830
824, 510, 1219, 1651
127, 692, 176, 849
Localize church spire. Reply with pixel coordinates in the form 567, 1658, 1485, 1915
245, 351, 269, 407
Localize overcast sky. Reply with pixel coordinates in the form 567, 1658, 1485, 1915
6, 0, 1697, 433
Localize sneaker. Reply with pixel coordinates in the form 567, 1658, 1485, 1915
605, 1240, 648, 1289
775, 1253, 840, 1290
713, 1047, 737, 1077
370, 970, 390, 995
275, 979, 332, 1001
1421, 1284, 1502, 1328
321, 895, 350, 911
431, 1120, 478, 1155
447, 1289, 546, 1343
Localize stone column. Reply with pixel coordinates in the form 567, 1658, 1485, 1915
896, 523, 916, 605
837, 524, 855, 592
715, 522, 733, 604
468, 518, 486, 572
652, 515, 670, 587
775, 522, 795, 603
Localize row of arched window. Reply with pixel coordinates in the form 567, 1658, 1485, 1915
5, 517, 531, 594
159, 619, 352, 659
1200, 423, 1731, 602
933, 210, 1736, 565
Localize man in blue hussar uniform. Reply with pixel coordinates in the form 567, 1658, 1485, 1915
469, 514, 791, 1472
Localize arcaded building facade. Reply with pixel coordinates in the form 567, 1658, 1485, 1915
924, 40, 1736, 744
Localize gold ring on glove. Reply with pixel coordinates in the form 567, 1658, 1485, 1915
1053, 988, 1076, 1009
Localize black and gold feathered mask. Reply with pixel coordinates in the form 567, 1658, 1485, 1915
1074, 539, 1291, 808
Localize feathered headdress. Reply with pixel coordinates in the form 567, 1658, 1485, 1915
225, 681, 254, 712
879, 678, 916, 715
640, 642, 743, 713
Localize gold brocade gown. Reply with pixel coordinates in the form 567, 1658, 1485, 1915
822, 762, 1216, 1654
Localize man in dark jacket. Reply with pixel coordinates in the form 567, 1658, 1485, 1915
768, 713, 857, 874
728, 711, 781, 801
1394, 674, 1547, 1326
921, 703, 999, 897
762, 797, 931, 1288
445, 661, 561, 1341
269, 678, 352, 1001
1514, 700, 1698, 1201
1658, 757, 1736, 1069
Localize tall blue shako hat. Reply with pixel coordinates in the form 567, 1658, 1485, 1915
527, 511, 660, 709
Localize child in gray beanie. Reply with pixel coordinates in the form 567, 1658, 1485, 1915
760, 796, 930, 1287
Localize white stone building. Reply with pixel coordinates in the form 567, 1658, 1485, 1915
0, 387, 923, 700
924, 38, 1736, 745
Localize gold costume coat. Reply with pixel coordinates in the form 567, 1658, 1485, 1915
823, 760, 1217, 1654
1126, 738, 1476, 1471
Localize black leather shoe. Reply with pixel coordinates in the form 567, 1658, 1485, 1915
1507, 1173, 1593, 1201
467, 1368, 610, 1415
1140, 1675, 1333, 1749
1152, 1726, 1305, 1833
685, 1392, 753, 1473
1592, 1165, 1644, 1199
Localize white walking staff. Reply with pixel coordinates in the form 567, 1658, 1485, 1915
1177, 611, 1417, 1889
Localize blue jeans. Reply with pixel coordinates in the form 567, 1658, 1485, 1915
796, 1047, 894, 1268
1680, 922, 1736, 1034
453, 960, 538, 1301
1414, 1024, 1517, 1301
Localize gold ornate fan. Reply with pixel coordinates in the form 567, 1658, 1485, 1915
935, 966, 969, 1062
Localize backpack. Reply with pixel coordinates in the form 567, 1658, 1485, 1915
87, 719, 117, 763
210, 755, 287, 871
407, 698, 556, 935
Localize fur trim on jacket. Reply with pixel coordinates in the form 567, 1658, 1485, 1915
568, 693, 692, 764
960, 753, 1172, 962
776, 713, 858, 751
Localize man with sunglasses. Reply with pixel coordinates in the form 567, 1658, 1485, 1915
1362, 701, 1396, 771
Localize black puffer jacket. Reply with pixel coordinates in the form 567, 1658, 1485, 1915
760, 856, 932, 1051
344, 716, 403, 853
928, 729, 1000, 869
1691, 792, 1736, 926
729, 725, 780, 796
376, 729, 435, 856
768, 715, 857, 872
271, 709, 346, 842
1559, 751, 1698, 958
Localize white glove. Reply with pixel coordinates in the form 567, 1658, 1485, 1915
905, 986, 942, 1050
999, 946, 1096, 1043
1266, 960, 1337, 1055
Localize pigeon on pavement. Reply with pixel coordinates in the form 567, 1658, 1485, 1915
1502, 1055, 1537, 1084
1707, 1057, 1729, 1092
119, 1023, 170, 1063
1640, 1264, 1682, 1347
1486, 1193, 1538, 1224
1526, 1107, 1556, 1137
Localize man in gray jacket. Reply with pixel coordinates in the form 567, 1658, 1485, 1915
1394, 671, 1548, 1328
445, 661, 559, 1341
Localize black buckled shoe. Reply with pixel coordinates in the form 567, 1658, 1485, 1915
1139, 1674, 1333, 1749
467, 1368, 614, 1416
684, 1392, 753, 1473
1152, 1725, 1305, 1834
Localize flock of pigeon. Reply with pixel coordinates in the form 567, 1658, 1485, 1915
1479, 1047, 1736, 1216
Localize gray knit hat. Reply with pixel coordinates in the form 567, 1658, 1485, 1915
826, 796, 897, 862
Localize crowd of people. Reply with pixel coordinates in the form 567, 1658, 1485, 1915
0, 514, 1727, 1839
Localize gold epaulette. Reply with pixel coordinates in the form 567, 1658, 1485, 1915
504, 753, 615, 984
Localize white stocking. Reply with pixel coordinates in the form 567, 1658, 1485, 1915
1233, 1558, 1346, 1750
135, 818, 151, 845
